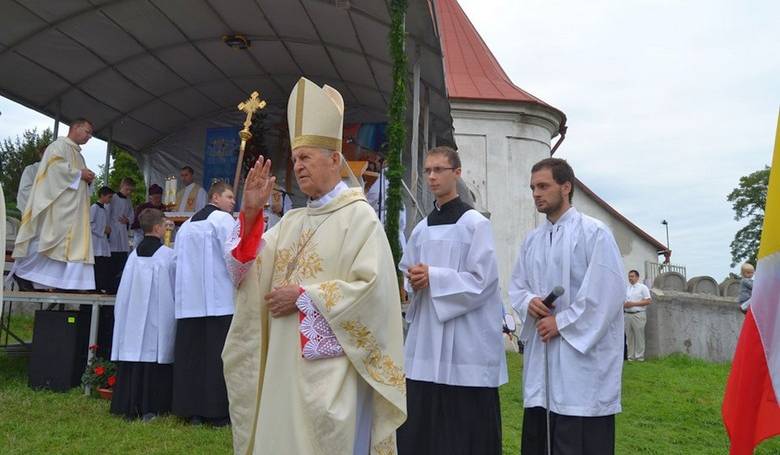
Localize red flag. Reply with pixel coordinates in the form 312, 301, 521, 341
722, 113, 780, 453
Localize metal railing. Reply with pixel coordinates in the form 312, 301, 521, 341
645, 261, 687, 284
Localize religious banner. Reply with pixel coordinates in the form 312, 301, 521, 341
203, 127, 241, 189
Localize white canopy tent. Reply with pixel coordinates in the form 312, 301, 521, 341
0, 0, 454, 210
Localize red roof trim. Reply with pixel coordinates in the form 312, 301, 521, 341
434, 0, 561, 110
575, 178, 668, 253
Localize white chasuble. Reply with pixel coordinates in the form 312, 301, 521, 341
222, 187, 406, 455
111, 246, 177, 363
510, 207, 626, 417
13, 137, 93, 264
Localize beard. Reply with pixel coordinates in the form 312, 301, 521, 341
537, 190, 565, 215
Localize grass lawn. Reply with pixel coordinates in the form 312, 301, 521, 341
2, 316, 779, 454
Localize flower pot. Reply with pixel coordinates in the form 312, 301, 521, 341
97, 387, 113, 400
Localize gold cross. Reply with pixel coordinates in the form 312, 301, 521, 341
237, 91, 267, 131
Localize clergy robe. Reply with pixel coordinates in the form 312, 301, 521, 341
176, 182, 207, 212
16, 161, 39, 214
12, 137, 94, 290
222, 183, 407, 455
107, 193, 133, 293
366, 171, 406, 252
396, 197, 507, 455
509, 207, 625, 455
172, 204, 236, 422
110, 236, 176, 419
90, 202, 112, 292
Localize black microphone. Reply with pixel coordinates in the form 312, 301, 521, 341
542, 286, 565, 309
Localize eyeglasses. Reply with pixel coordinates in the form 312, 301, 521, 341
422, 166, 456, 175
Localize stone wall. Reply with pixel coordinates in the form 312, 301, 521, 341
645, 273, 744, 363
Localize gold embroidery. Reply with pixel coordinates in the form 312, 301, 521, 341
273, 229, 323, 286
318, 281, 341, 312
373, 434, 396, 455
330, 188, 364, 207
340, 320, 405, 392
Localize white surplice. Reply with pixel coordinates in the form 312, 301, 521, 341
90, 203, 110, 257
16, 162, 39, 214
111, 246, 177, 363
174, 208, 236, 318
108, 193, 133, 252
400, 207, 508, 387
510, 207, 625, 416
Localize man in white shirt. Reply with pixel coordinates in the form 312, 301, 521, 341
625, 269, 652, 362
397, 146, 507, 455
175, 166, 207, 212
510, 158, 625, 455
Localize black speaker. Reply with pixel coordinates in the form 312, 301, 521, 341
28, 310, 90, 392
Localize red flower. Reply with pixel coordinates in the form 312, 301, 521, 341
94, 366, 105, 376
89, 344, 99, 352
107, 375, 116, 387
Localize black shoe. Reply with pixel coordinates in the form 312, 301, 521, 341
189, 415, 204, 425
207, 417, 231, 427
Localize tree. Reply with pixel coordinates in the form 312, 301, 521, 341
0, 128, 53, 209
727, 166, 770, 267
107, 147, 147, 206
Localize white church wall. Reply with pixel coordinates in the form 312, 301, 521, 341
450, 101, 560, 296
449, 100, 662, 301
573, 189, 661, 281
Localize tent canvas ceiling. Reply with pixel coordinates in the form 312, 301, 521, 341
0, 0, 453, 180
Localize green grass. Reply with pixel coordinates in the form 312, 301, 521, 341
2, 316, 779, 454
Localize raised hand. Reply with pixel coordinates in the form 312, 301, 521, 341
242, 156, 275, 213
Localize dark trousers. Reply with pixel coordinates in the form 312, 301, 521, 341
397, 379, 502, 455
522, 407, 615, 455
108, 252, 128, 294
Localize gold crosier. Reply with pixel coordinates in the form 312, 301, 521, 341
232, 91, 267, 195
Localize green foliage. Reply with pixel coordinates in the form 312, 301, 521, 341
3, 322, 779, 455
0, 128, 53, 204
80, 345, 117, 390
385, 0, 408, 268
727, 166, 770, 266
107, 147, 147, 206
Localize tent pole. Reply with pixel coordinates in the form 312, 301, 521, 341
410, 51, 421, 197
104, 129, 112, 186
53, 99, 61, 138
422, 85, 430, 155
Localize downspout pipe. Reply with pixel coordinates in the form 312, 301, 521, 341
550, 121, 568, 156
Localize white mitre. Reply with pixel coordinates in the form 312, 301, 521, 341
287, 77, 344, 152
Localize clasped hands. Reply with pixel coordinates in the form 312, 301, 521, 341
406, 264, 429, 291
528, 296, 559, 342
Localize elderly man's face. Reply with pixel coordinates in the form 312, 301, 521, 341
180, 170, 193, 186
292, 147, 341, 198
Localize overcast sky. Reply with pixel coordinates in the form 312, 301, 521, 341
1, 0, 778, 280
458, 0, 779, 280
